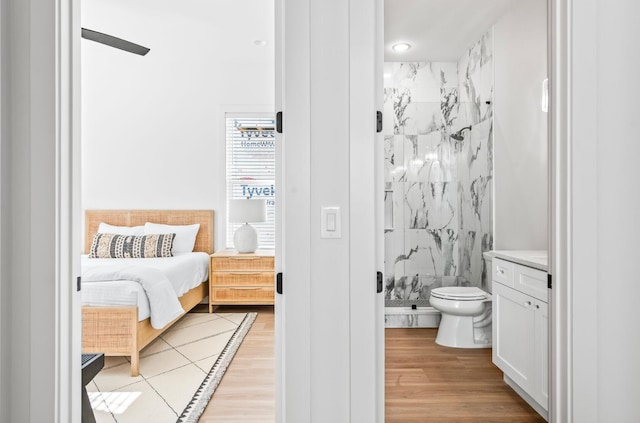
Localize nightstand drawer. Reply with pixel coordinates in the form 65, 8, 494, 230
211, 271, 274, 287
211, 286, 275, 303
211, 256, 274, 271
209, 249, 275, 312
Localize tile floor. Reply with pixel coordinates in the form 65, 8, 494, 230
87, 312, 247, 423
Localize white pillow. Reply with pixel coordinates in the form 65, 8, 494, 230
144, 222, 200, 254
97, 222, 144, 236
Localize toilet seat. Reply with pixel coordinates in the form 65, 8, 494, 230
430, 287, 488, 301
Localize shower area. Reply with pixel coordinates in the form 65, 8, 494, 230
383, 30, 494, 327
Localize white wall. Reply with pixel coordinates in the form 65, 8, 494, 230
278, 0, 381, 420
81, 0, 274, 251
493, 0, 547, 250
590, 0, 640, 420
551, 0, 640, 421
0, 1, 7, 419
3, 1, 39, 420
1, 0, 80, 421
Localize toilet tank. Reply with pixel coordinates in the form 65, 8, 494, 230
482, 252, 493, 294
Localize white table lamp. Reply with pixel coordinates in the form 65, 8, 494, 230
229, 198, 267, 253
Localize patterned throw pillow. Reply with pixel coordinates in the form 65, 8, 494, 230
88, 233, 176, 258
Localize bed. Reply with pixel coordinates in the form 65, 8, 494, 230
81, 210, 214, 376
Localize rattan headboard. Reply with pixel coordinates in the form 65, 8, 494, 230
85, 210, 214, 254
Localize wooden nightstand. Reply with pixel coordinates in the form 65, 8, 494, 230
209, 249, 275, 313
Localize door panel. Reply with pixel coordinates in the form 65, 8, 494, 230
493, 282, 536, 392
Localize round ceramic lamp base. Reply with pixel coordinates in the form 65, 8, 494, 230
234, 223, 258, 253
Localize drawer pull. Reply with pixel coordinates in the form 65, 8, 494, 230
524, 301, 532, 307
534, 304, 540, 309
498, 268, 505, 275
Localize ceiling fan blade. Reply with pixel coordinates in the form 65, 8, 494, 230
81, 28, 150, 56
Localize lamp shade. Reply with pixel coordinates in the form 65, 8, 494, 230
229, 198, 267, 223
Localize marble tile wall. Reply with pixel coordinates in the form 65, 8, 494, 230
456, 29, 494, 291
384, 29, 494, 310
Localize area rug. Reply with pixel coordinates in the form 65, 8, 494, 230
87, 312, 257, 423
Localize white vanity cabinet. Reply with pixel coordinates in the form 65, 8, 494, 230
492, 257, 548, 418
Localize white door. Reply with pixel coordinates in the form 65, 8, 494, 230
275, 0, 383, 421
493, 282, 536, 393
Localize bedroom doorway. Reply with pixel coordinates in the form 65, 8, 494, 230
80, 0, 278, 420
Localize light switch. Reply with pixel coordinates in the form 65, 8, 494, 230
327, 213, 336, 231
321, 206, 341, 238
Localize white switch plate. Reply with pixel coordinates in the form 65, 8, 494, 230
321, 206, 341, 238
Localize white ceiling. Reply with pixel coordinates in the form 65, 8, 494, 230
385, 0, 517, 62
82, 0, 275, 64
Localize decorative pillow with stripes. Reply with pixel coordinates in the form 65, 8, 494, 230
88, 233, 176, 258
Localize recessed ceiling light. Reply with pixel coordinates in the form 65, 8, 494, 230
384, 73, 391, 79
392, 43, 411, 52
253, 40, 268, 46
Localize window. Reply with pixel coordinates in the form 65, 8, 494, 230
225, 114, 276, 249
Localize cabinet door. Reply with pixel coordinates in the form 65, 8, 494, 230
492, 282, 536, 393
534, 300, 549, 410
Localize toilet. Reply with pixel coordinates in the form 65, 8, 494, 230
429, 286, 492, 349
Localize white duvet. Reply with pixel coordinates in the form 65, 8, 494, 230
81, 252, 209, 328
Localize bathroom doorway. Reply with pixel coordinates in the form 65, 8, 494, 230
382, 0, 549, 420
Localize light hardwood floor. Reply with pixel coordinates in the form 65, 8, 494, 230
385, 327, 546, 423
198, 306, 545, 423
199, 305, 275, 423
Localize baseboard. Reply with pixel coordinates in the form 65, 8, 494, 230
384, 307, 441, 328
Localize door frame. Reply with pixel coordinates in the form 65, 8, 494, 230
548, 0, 598, 421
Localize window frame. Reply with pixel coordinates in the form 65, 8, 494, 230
224, 111, 276, 250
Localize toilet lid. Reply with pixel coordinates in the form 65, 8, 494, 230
430, 287, 488, 301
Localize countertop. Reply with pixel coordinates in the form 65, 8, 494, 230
483, 250, 548, 272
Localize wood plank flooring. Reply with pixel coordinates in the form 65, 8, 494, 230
385, 327, 546, 423
199, 305, 275, 423
198, 306, 545, 422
